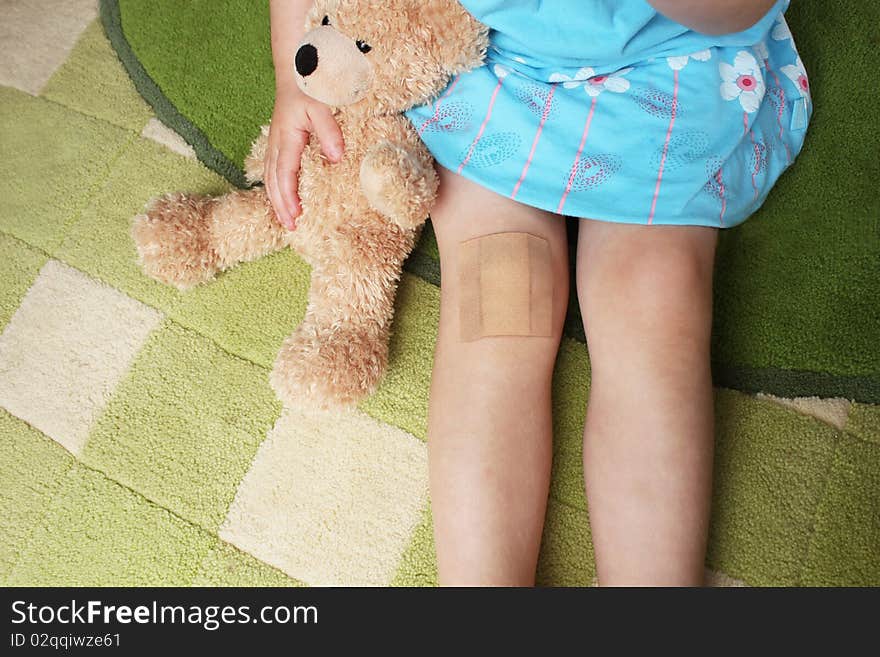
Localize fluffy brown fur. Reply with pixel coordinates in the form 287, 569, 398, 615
132, 0, 488, 408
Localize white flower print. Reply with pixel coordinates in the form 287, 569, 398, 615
550, 67, 632, 96
666, 49, 712, 71
583, 68, 632, 96
753, 40, 769, 62
493, 64, 511, 80
549, 66, 596, 87
781, 56, 811, 101
771, 16, 792, 41
719, 50, 766, 113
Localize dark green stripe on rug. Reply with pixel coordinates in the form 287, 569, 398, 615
101, 0, 879, 402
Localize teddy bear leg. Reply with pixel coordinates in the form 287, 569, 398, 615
133, 187, 286, 290
210, 186, 288, 270
271, 320, 389, 409
269, 261, 400, 409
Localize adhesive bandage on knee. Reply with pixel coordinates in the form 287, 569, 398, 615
458, 232, 554, 341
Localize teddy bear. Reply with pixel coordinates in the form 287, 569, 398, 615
132, 0, 488, 409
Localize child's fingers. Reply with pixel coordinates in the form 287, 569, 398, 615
265, 147, 294, 230
307, 104, 345, 162
275, 131, 308, 223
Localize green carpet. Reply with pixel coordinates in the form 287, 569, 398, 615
101, 0, 879, 404
0, 4, 878, 587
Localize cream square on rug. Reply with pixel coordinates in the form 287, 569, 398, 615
0, 0, 98, 95
0, 260, 163, 454
221, 405, 429, 586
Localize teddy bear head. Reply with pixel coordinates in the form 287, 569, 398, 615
293, 0, 488, 116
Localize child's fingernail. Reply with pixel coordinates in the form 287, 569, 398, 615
329, 146, 342, 161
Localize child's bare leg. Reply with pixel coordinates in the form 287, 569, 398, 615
428, 164, 569, 585
575, 218, 718, 586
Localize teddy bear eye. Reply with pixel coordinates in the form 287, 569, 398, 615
321, 14, 330, 26
356, 40, 372, 54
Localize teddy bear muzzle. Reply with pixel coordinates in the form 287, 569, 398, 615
294, 25, 373, 107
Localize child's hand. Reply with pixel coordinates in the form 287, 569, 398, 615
264, 87, 345, 230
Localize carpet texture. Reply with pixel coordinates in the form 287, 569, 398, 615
0, 2, 877, 587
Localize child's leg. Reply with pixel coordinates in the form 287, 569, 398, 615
428, 164, 569, 586
575, 218, 718, 586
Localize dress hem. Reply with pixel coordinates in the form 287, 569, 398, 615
430, 155, 755, 230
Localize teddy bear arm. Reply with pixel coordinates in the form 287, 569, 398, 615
359, 140, 438, 229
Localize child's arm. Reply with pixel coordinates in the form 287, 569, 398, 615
270, 0, 309, 103
266, 0, 345, 230
646, 0, 778, 35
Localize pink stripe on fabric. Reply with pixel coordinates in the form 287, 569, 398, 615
417, 74, 461, 137
557, 96, 598, 215
511, 84, 557, 200
748, 128, 760, 200
647, 69, 680, 225
457, 77, 504, 174
765, 61, 792, 164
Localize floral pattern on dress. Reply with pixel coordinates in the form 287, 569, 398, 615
549, 67, 632, 97
781, 56, 811, 102
753, 40, 769, 61
720, 51, 766, 113
666, 49, 712, 71
771, 16, 792, 41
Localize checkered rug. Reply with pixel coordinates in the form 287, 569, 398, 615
1, 1, 878, 586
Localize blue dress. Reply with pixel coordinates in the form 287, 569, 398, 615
403, 0, 811, 227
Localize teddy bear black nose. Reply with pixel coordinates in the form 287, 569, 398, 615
295, 43, 318, 77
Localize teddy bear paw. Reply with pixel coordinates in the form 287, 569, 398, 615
132, 193, 220, 290
270, 324, 388, 409
359, 140, 434, 228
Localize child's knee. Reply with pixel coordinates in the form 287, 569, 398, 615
577, 225, 716, 320
455, 232, 568, 340
457, 232, 557, 342
576, 229, 717, 373
428, 168, 570, 350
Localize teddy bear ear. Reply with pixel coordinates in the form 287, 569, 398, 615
421, 0, 490, 75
